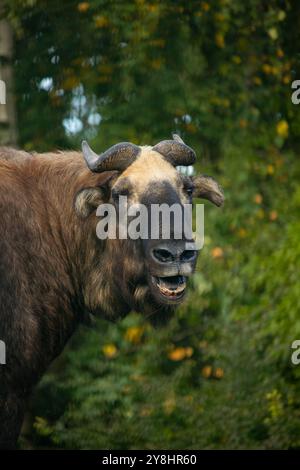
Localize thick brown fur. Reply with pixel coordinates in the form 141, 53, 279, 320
0, 148, 139, 448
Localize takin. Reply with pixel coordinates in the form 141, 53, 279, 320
0, 135, 224, 448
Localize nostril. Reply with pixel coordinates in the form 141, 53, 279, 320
153, 248, 174, 263
180, 250, 197, 262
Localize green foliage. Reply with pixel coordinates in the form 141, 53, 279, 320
4, 0, 300, 450
4, 0, 300, 151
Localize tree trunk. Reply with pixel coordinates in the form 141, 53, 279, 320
0, 4, 18, 146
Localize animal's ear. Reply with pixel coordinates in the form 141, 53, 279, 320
74, 171, 119, 218
192, 175, 224, 207
74, 187, 105, 218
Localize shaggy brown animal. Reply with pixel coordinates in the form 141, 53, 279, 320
0, 136, 224, 448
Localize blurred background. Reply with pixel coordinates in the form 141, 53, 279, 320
1, 0, 300, 449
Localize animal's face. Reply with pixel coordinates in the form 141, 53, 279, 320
111, 147, 197, 306
75, 135, 224, 321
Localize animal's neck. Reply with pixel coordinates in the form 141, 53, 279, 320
24, 152, 131, 321
29, 152, 97, 308
29, 152, 125, 320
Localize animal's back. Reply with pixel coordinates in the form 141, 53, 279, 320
0, 146, 32, 163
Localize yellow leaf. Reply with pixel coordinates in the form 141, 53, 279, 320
201, 2, 210, 12
211, 247, 224, 259
254, 194, 263, 204
239, 118, 247, 128
276, 120, 289, 138
185, 347, 194, 358
168, 347, 186, 361
269, 210, 278, 221
276, 48, 284, 58
102, 343, 117, 358
150, 59, 163, 70
94, 15, 109, 28
282, 75, 291, 85
202, 365, 212, 378
163, 397, 176, 415
215, 33, 225, 48
77, 2, 89, 12
124, 326, 145, 344
268, 28, 278, 41
253, 76, 262, 86
62, 76, 80, 90
214, 367, 224, 379
237, 228, 247, 238
146, 4, 159, 13
215, 13, 225, 22
262, 64, 272, 74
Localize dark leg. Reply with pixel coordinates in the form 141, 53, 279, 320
0, 393, 26, 449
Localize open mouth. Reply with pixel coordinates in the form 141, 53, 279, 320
152, 275, 187, 302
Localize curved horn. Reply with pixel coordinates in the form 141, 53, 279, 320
172, 133, 185, 144
82, 140, 140, 172
152, 134, 196, 166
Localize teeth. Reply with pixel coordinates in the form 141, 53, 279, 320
156, 282, 186, 297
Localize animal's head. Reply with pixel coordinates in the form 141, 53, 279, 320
75, 135, 224, 324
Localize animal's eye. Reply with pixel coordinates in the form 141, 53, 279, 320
185, 186, 194, 197
182, 177, 194, 197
